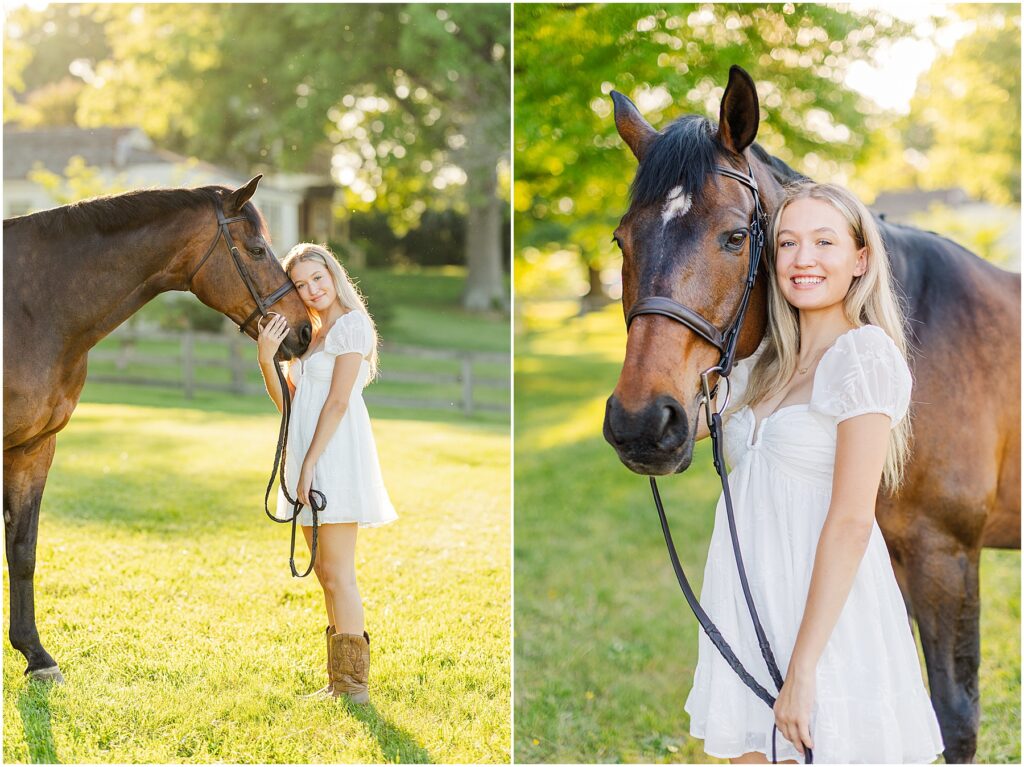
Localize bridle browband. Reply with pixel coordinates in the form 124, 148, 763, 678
188, 198, 322, 578
625, 163, 813, 763
187, 200, 296, 335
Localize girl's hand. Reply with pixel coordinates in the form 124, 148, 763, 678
774, 667, 816, 756
257, 314, 289, 363
297, 461, 315, 507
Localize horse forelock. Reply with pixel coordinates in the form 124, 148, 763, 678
14, 186, 268, 240
630, 115, 719, 211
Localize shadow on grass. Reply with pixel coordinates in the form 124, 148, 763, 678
347, 701, 432, 763
15, 680, 59, 763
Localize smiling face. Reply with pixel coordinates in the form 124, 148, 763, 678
774, 196, 866, 314
288, 258, 339, 314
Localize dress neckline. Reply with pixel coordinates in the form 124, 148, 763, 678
296, 310, 359, 367
745, 323, 871, 446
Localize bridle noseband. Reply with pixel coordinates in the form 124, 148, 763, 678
626, 163, 767, 391
187, 201, 297, 335
624, 163, 814, 763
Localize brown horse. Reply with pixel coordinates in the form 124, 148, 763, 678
3, 176, 311, 683
602, 67, 1020, 763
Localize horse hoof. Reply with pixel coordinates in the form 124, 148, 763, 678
27, 665, 64, 684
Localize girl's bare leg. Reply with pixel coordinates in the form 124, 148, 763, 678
304, 522, 363, 635
303, 525, 337, 629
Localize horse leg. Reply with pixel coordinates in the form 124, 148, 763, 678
3, 435, 64, 682
904, 527, 981, 763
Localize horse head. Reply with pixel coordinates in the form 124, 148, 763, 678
603, 66, 778, 475
187, 175, 312, 360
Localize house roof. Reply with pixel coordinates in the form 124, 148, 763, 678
873, 188, 972, 218
2, 125, 223, 179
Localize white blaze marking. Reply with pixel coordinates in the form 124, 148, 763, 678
661, 186, 692, 223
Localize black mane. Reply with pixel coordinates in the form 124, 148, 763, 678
5, 186, 267, 238
630, 114, 813, 209
630, 115, 719, 209
749, 143, 809, 186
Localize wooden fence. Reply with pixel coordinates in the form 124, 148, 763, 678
89, 327, 509, 415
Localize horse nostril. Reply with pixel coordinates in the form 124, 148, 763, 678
300, 324, 311, 346
655, 397, 687, 451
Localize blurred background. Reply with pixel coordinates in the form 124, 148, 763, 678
4, 1, 511, 416
3, 4, 511, 764
515, 2, 1019, 321
513, 3, 1020, 763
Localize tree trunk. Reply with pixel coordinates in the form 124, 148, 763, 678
462, 164, 507, 312
579, 262, 612, 314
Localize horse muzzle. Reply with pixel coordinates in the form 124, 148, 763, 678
276, 321, 312, 361
603, 393, 695, 475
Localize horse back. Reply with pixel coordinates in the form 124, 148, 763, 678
881, 220, 1020, 550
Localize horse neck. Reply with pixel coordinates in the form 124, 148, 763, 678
55, 210, 208, 351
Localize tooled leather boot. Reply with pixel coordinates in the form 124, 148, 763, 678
299, 624, 335, 699
329, 630, 370, 704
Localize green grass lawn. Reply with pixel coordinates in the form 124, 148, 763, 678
514, 302, 1020, 764
3, 382, 510, 763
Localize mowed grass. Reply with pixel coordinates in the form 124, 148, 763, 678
3, 382, 510, 763
513, 302, 1020, 764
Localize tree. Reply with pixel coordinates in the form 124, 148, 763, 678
903, 3, 1020, 204
514, 3, 911, 303
6, 4, 510, 311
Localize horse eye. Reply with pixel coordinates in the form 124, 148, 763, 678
249, 247, 265, 259
727, 231, 747, 250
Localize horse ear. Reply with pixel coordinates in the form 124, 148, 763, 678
223, 175, 263, 215
612, 90, 658, 162
717, 65, 759, 155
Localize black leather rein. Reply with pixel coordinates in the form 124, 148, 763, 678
188, 200, 323, 578
626, 163, 813, 763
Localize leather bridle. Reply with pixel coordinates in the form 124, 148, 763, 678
626, 163, 813, 763
187, 201, 297, 335
187, 199, 323, 578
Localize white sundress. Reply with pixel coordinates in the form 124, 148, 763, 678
275, 310, 398, 528
683, 324, 945, 764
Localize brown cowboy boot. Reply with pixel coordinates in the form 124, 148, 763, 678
299, 624, 334, 699
329, 630, 370, 704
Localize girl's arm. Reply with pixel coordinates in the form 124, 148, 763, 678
257, 315, 294, 413
773, 411, 892, 754
295, 352, 362, 505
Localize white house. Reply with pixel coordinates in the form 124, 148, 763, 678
2, 125, 337, 253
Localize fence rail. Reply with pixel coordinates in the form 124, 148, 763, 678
89, 327, 509, 415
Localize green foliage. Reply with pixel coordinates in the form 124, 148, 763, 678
3, 4, 108, 124
514, 4, 909, 267
61, 4, 510, 231
513, 302, 1020, 763
3, 393, 510, 763
904, 4, 1021, 203
26, 156, 125, 204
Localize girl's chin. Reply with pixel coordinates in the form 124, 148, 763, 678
785, 295, 844, 312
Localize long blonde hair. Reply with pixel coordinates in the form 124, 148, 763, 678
732, 182, 912, 492
281, 242, 380, 382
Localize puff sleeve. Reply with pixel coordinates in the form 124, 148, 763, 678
324, 312, 374, 358
810, 325, 912, 427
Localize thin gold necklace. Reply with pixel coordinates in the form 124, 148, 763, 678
796, 347, 825, 375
